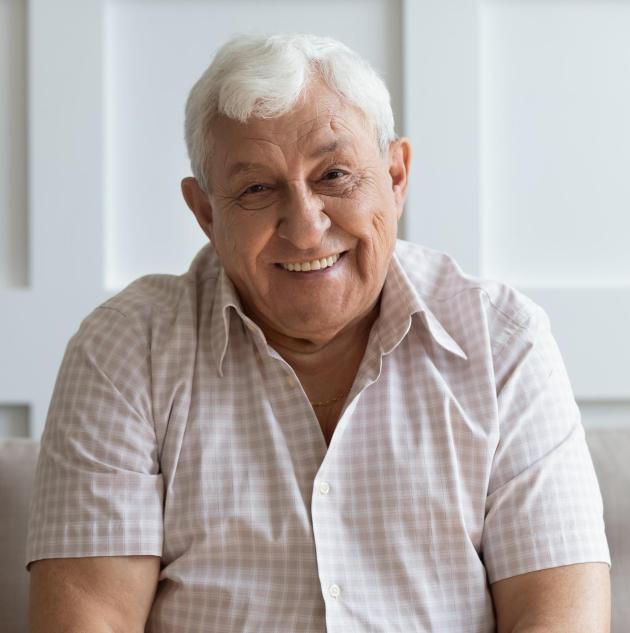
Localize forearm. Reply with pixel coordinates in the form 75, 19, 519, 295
508, 604, 610, 633
513, 626, 609, 633
29, 592, 145, 633
492, 563, 611, 633
29, 556, 159, 633
506, 611, 610, 633
30, 604, 129, 633
31, 619, 120, 633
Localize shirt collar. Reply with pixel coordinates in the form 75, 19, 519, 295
374, 250, 468, 361
209, 247, 468, 376
209, 266, 262, 377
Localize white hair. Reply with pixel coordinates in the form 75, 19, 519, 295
184, 33, 396, 191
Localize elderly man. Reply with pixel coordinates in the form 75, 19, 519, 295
26, 33, 610, 632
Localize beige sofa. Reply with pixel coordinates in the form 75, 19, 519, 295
2, 431, 629, 632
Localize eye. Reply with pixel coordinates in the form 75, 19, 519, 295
241, 184, 268, 196
322, 170, 346, 181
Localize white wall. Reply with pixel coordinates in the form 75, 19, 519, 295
1, 0, 628, 438
404, 0, 630, 429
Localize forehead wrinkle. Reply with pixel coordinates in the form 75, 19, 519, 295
289, 119, 329, 152
330, 113, 369, 139
293, 114, 358, 158
224, 136, 285, 178
241, 135, 284, 153
226, 161, 268, 179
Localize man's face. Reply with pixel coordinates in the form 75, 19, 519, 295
183, 81, 410, 345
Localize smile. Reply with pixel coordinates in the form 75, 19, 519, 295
279, 252, 343, 272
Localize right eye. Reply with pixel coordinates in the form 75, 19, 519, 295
241, 184, 269, 196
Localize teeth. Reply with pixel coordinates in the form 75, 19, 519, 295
281, 252, 341, 272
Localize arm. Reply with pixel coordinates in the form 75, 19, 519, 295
483, 305, 611, 630
25, 306, 165, 630
490, 562, 611, 633
29, 555, 160, 633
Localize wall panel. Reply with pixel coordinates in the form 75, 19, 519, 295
579, 401, 630, 430
0, 405, 29, 438
0, 0, 28, 288
481, 1, 630, 286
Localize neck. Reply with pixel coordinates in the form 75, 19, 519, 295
263, 298, 380, 376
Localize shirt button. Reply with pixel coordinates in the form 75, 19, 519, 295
319, 481, 330, 495
329, 584, 341, 598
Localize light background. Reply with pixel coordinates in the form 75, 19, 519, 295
1, 0, 629, 438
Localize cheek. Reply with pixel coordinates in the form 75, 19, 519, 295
366, 181, 399, 240
215, 211, 275, 270
337, 195, 398, 279
339, 188, 398, 249
367, 210, 397, 270
374, 207, 399, 249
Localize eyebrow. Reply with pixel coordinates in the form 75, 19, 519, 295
308, 140, 340, 158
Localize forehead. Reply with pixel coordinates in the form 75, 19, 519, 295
208, 83, 374, 162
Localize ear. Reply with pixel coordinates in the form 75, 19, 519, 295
388, 138, 412, 219
181, 177, 215, 241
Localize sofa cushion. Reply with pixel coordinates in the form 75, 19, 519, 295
585, 429, 630, 632
1, 431, 627, 631
0, 439, 40, 633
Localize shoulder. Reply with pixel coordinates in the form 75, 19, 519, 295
73, 243, 220, 349
394, 239, 549, 357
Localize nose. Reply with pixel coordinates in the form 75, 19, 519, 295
276, 182, 331, 250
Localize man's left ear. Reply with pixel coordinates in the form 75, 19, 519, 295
388, 138, 412, 218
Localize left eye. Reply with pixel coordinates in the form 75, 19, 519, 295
323, 170, 346, 181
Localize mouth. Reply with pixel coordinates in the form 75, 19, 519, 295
275, 251, 347, 273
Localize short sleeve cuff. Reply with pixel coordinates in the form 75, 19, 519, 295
484, 526, 611, 584
25, 451, 164, 571
25, 519, 163, 571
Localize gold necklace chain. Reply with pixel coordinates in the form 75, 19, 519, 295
310, 392, 347, 407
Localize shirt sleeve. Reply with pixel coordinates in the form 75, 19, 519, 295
481, 305, 611, 584
25, 305, 164, 571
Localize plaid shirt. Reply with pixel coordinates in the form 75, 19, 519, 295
26, 239, 610, 632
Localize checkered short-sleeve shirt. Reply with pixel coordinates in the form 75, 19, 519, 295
26, 239, 610, 632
